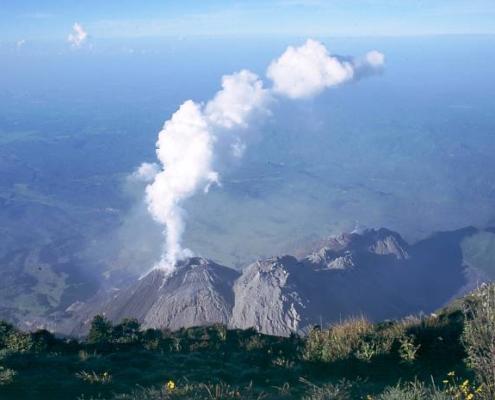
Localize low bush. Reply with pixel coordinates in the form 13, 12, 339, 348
0, 366, 16, 386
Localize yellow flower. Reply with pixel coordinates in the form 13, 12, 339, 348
166, 380, 176, 391
447, 371, 456, 377
466, 394, 474, 400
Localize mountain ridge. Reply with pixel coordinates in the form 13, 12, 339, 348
60, 226, 490, 337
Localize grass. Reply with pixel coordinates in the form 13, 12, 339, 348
0, 284, 494, 399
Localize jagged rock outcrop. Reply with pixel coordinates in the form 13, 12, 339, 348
230, 256, 310, 336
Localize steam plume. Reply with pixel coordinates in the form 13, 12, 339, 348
138, 39, 384, 273
144, 70, 268, 272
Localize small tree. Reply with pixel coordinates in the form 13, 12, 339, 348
87, 315, 113, 344
0, 321, 15, 349
31, 329, 56, 352
142, 328, 162, 350
113, 318, 141, 344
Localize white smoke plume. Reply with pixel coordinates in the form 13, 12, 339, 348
138, 39, 384, 273
144, 70, 269, 272
68, 22, 88, 47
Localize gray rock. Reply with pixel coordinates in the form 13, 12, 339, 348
230, 256, 309, 336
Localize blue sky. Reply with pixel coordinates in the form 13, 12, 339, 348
1, 0, 495, 41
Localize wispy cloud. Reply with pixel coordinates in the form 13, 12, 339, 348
21, 12, 55, 19
68, 22, 88, 47
91, 9, 250, 38
16, 39, 27, 49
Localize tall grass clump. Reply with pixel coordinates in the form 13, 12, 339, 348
373, 381, 449, 400
108, 381, 266, 400
303, 317, 418, 363
301, 378, 356, 400
462, 283, 495, 399
303, 317, 372, 362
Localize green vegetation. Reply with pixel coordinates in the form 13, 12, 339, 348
462, 283, 495, 399
0, 284, 494, 399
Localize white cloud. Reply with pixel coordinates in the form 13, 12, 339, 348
16, 39, 27, 49
267, 39, 355, 99
68, 22, 88, 47
352, 50, 385, 79
364, 50, 385, 68
267, 40, 385, 99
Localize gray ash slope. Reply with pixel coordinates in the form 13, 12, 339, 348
67, 227, 488, 337
69, 258, 239, 335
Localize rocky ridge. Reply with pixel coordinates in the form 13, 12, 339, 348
66, 227, 488, 337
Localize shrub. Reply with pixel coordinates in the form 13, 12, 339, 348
3, 331, 33, 353
31, 329, 56, 352
0, 322, 15, 349
87, 315, 113, 344
1, 322, 40, 353
398, 335, 420, 363
0, 366, 16, 386
142, 329, 162, 351
301, 378, 353, 400
355, 339, 380, 362
374, 381, 449, 400
76, 370, 112, 384
462, 283, 495, 399
243, 334, 265, 352
113, 318, 141, 344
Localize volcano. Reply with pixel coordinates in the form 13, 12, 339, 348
66, 227, 488, 337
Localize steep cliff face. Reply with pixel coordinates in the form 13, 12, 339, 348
230, 256, 310, 336
65, 228, 486, 337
